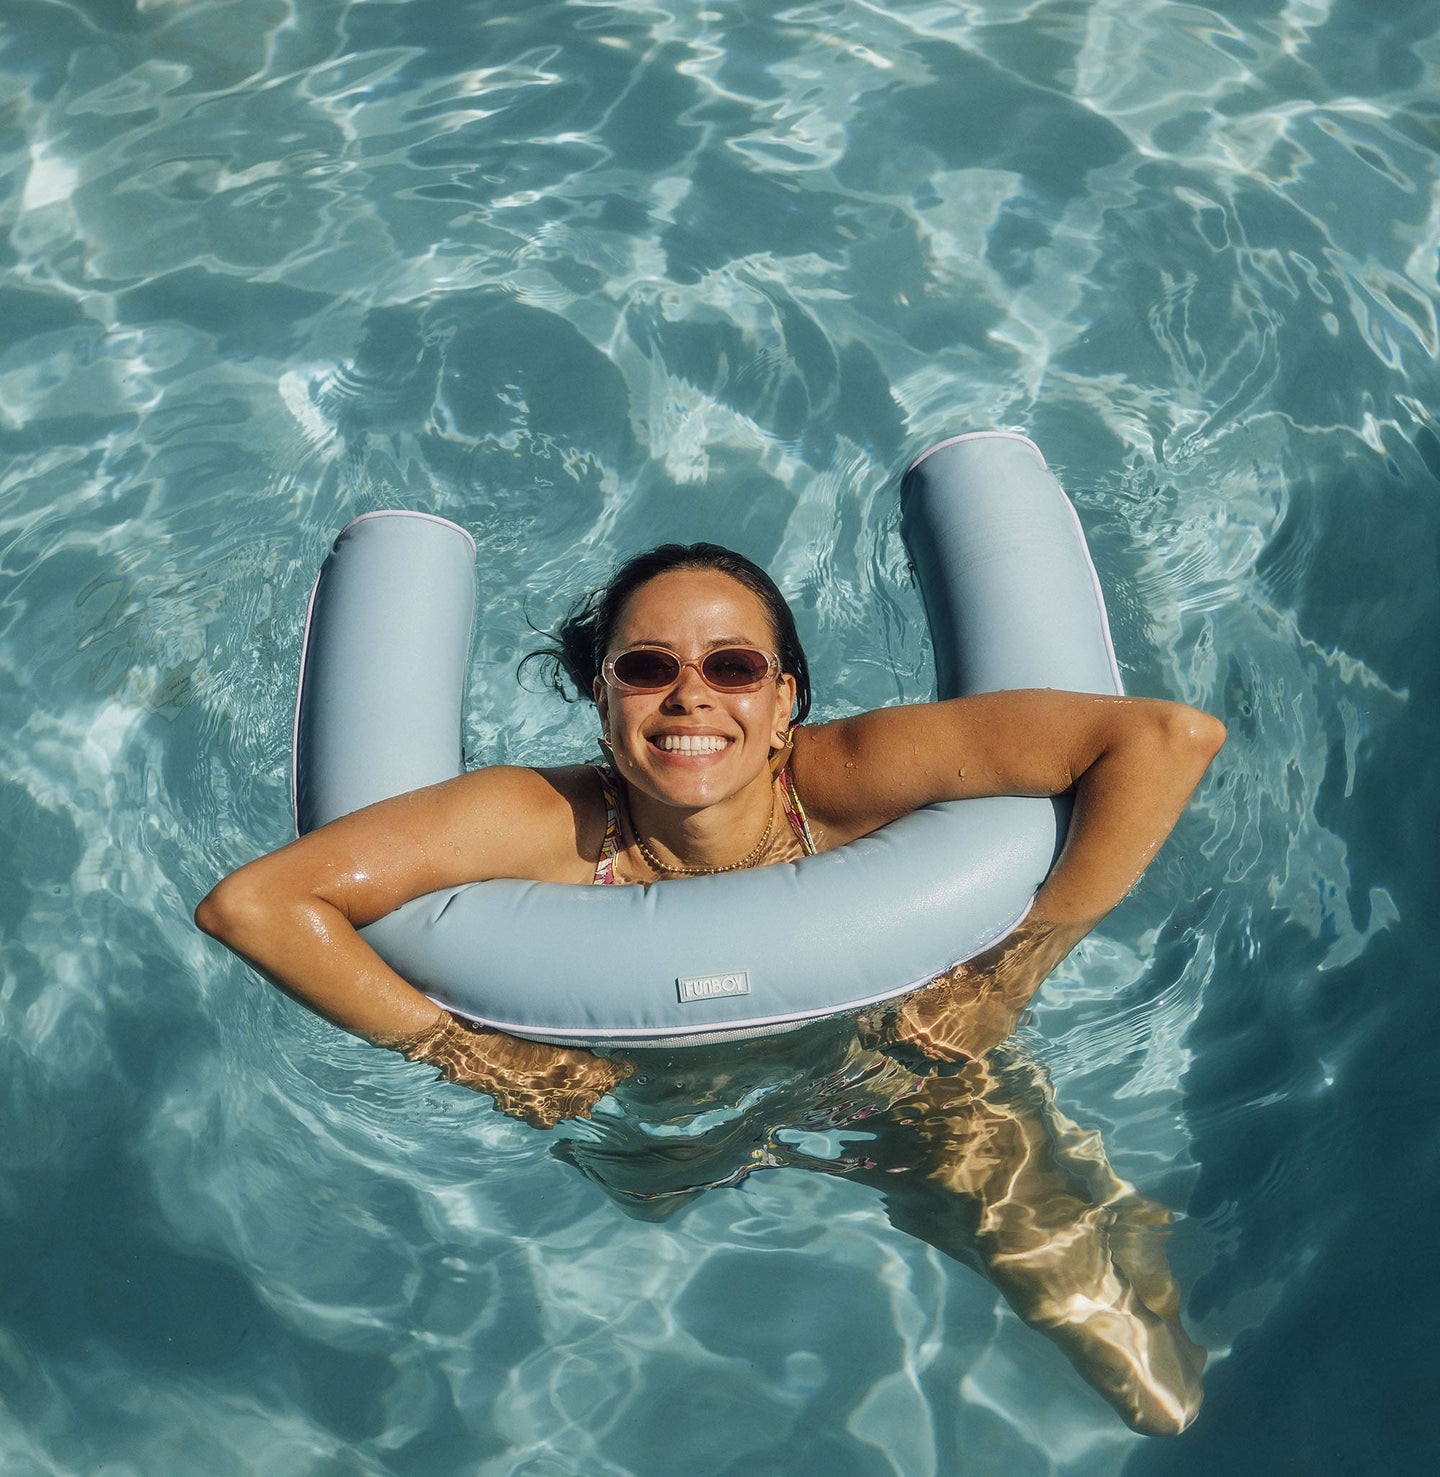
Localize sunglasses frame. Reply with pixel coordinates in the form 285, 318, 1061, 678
601, 644, 782, 694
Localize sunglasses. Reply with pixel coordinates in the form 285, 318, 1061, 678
602, 645, 781, 693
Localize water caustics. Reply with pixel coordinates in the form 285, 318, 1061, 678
0, 0, 1434, 1471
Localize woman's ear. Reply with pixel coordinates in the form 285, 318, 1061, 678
768, 678, 797, 775
772, 673, 798, 745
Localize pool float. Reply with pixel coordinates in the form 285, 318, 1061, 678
292, 431, 1121, 1047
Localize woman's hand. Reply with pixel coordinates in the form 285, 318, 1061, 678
392, 1012, 635, 1129
858, 917, 1090, 1063
194, 766, 609, 1068
816, 691, 1223, 1062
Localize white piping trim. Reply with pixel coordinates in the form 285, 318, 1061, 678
905, 429, 1045, 477
340, 509, 477, 554
291, 571, 323, 838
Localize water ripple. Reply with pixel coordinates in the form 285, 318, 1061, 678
3, 0, 1436, 1468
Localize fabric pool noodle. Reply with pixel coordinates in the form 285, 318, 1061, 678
292, 431, 1122, 1046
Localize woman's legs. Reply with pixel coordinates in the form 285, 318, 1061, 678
850, 1050, 1205, 1436
551, 1034, 1204, 1434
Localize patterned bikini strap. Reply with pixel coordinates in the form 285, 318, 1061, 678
592, 764, 624, 885
777, 763, 818, 857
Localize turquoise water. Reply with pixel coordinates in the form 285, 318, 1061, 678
2, 0, 1437, 1471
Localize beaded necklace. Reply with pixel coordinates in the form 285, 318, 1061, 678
633, 798, 776, 876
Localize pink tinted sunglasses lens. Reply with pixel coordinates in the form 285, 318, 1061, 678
610, 647, 773, 690
700, 648, 774, 688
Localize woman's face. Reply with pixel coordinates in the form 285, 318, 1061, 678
593, 568, 797, 812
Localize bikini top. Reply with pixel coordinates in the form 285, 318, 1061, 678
592, 762, 817, 885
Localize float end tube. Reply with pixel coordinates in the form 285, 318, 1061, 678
294, 511, 476, 834
294, 433, 1120, 1046
900, 433, 1122, 700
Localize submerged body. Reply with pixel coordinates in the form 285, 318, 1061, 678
197, 511, 1223, 1433
561, 1019, 1205, 1436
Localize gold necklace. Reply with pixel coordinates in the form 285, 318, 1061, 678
634, 799, 776, 877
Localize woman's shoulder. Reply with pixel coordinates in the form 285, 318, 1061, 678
787, 703, 973, 846
786, 720, 872, 848
412, 761, 609, 883
451, 761, 608, 826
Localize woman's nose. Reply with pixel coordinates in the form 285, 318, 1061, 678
662, 663, 714, 707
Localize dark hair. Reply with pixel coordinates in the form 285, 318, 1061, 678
526, 543, 812, 723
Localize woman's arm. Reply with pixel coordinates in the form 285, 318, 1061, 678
798, 690, 1224, 926
798, 691, 1225, 1057
195, 765, 631, 1125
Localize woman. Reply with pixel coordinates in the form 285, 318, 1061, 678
197, 539, 1223, 1119
197, 539, 1223, 1432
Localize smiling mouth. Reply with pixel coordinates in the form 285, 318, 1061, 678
650, 734, 731, 755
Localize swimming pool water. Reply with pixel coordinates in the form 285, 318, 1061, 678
2, 1, 1438, 1472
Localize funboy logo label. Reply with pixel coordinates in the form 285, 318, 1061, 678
677, 970, 751, 1003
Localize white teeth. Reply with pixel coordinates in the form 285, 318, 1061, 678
654, 734, 728, 754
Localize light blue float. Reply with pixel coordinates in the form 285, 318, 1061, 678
293, 432, 1121, 1046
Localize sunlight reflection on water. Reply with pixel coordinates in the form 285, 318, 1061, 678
2, 0, 1436, 1471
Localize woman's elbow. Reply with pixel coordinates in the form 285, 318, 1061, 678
195, 866, 272, 950
1159, 703, 1226, 776
1184, 705, 1226, 760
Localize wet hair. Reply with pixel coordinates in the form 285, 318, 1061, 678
526, 543, 812, 723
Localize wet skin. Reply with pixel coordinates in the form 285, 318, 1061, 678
593, 568, 797, 872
